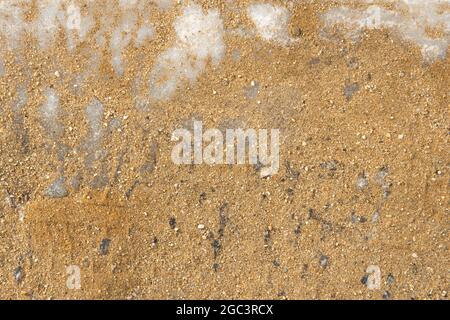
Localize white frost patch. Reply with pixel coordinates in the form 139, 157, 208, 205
0, 1, 156, 76
40, 88, 63, 138
13, 85, 27, 112
108, 1, 155, 75
0, 0, 28, 74
136, 25, 155, 47
153, 0, 175, 10
111, 11, 138, 75
18, 207, 25, 222
247, 3, 297, 45
322, 0, 450, 63
45, 177, 68, 198
149, 4, 225, 101
40, 87, 67, 197
33, 0, 63, 49
64, 3, 95, 51
0, 0, 28, 49
85, 99, 105, 167
109, 2, 155, 75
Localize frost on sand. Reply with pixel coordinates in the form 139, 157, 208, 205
148, 5, 225, 101
322, 0, 450, 63
247, 3, 298, 45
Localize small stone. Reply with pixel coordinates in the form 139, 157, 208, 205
386, 273, 395, 285
320, 160, 338, 171
352, 213, 367, 223
169, 217, 176, 229
289, 26, 302, 38
356, 172, 369, 190
319, 255, 329, 268
382, 291, 391, 300
197, 224, 205, 230
99, 238, 111, 255
199, 192, 207, 203
371, 210, 380, 223
244, 81, 259, 99
412, 253, 418, 258
212, 239, 221, 257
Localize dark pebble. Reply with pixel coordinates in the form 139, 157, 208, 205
199, 192, 207, 204
386, 273, 395, 285
99, 238, 111, 255
169, 217, 177, 229
319, 255, 329, 268
351, 212, 367, 223
212, 239, 221, 257
361, 275, 368, 285
14, 266, 24, 283
287, 188, 294, 197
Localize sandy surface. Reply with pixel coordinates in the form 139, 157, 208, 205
0, 0, 448, 299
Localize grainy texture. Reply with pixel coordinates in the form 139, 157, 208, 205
0, 0, 448, 300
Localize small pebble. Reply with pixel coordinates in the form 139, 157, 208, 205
371, 211, 380, 223
169, 217, 176, 229
197, 224, 205, 230
14, 266, 24, 283
319, 255, 329, 268
356, 173, 369, 190
99, 238, 111, 255
386, 273, 395, 285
